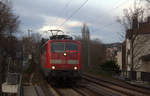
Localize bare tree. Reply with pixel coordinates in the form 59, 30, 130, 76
0, 2, 20, 91
0, 2, 20, 36
117, 2, 149, 74
31, 33, 41, 43
76, 36, 106, 71
90, 39, 106, 70
22, 32, 42, 84
145, 0, 150, 3
0, 1, 20, 61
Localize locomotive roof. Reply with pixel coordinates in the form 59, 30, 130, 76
41, 35, 79, 48
50, 35, 73, 40
41, 39, 79, 48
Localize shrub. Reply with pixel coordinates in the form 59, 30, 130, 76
99, 60, 120, 75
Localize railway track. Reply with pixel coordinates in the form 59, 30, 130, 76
46, 73, 150, 96
83, 74, 150, 96
73, 86, 119, 96
47, 81, 113, 96
48, 84, 86, 96
47, 80, 121, 96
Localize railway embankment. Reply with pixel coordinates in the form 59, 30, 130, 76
23, 85, 45, 96
23, 86, 37, 96
83, 72, 150, 96
84, 70, 150, 90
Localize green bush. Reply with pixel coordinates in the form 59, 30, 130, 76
99, 60, 120, 75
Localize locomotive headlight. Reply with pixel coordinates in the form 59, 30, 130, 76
52, 66, 55, 70
64, 52, 67, 56
74, 66, 77, 70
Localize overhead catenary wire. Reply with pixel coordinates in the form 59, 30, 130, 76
56, 0, 129, 35
85, 0, 128, 24
100, 0, 128, 24
112, 0, 129, 10
58, 0, 128, 36
93, 0, 130, 32
91, 0, 133, 42
54, 0, 73, 27
53, 0, 125, 31
100, 0, 145, 32
57, 0, 88, 30
50, 0, 129, 36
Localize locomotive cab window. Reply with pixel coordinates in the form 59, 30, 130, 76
51, 42, 65, 52
51, 42, 78, 52
65, 43, 78, 51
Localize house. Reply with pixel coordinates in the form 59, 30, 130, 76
105, 43, 121, 61
123, 16, 150, 72
106, 47, 118, 60
105, 43, 124, 70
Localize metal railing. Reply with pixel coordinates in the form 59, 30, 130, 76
0, 73, 23, 96
18, 74, 23, 96
119, 71, 150, 82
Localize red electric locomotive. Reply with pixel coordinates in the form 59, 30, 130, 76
40, 35, 82, 82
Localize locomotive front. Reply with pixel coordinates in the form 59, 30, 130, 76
45, 35, 82, 81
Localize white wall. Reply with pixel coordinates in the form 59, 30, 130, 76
116, 51, 122, 70
125, 34, 150, 72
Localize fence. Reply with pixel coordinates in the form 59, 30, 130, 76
120, 71, 150, 82
0, 73, 23, 96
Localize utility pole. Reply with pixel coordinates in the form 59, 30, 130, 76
28, 29, 32, 38
82, 23, 90, 67
86, 26, 90, 67
87, 38, 90, 67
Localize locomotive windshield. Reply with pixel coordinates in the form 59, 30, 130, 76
51, 42, 78, 52
51, 42, 64, 52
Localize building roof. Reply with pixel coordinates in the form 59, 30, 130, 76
126, 16, 150, 39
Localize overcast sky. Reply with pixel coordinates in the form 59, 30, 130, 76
11, 0, 137, 43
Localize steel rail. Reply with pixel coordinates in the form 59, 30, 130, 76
83, 74, 150, 96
